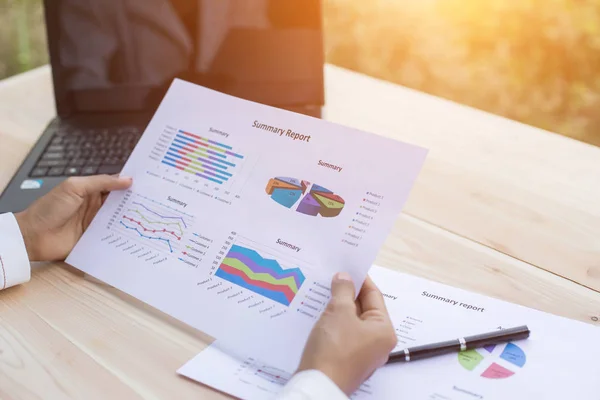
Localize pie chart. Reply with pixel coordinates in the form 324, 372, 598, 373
265, 177, 345, 218
458, 342, 526, 379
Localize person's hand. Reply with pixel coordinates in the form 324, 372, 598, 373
297, 272, 397, 395
14, 175, 132, 262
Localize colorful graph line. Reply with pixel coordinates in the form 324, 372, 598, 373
134, 194, 195, 218
119, 221, 175, 253
125, 209, 184, 237
215, 244, 305, 306
255, 367, 291, 386
161, 129, 244, 185
121, 215, 182, 240
115, 198, 191, 254
131, 201, 188, 228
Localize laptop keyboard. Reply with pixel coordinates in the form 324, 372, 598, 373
30, 126, 142, 178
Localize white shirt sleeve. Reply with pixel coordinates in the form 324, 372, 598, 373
0, 213, 31, 290
276, 370, 348, 400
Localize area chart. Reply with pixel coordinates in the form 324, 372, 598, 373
215, 244, 306, 306
161, 129, 244, 184
265, 177, 345, 218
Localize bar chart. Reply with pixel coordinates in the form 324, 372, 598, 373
161, 130, 245, 185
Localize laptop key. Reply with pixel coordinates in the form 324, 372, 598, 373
65, 167, 80, 176
104, 157, 120, 165
31, 125, 142, 180
98, 165, 122, 175
47, 145, 65, 152
69, 158, 87, 167
66, 150, 82, 159
88, 157, 104, 165
37, 159, 68, 168
48, 167, 65, 176
42, 152, 65, 160
30, 167, 49, 177
82, 166, 98, 175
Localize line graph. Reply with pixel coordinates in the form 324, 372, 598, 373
131, 201, 188, 229
110, 192, 194, 255
237, 357, 292, 387
122, 214, 183, 239
254, 366, 291, 386
119, 221, 176, 253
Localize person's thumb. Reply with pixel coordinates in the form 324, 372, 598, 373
330, 272, 356, 305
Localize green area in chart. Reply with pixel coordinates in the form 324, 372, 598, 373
458, 350, 484, 371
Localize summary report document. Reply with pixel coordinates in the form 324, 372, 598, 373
180, 266, 600, 400
66, 79, 428, 368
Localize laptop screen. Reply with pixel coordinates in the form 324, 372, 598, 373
44, 0, 323, 117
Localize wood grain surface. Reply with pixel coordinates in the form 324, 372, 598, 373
0, 66, 598, 399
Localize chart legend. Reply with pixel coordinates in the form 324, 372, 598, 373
215, 244, 306, 306
266, 177, 345, 218
458, 342, 526, 379
161, 129, 244, 185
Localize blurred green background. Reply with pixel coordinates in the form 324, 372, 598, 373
0, 0, 47, 79
1, 0, 599, 146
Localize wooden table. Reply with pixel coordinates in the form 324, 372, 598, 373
1, 66, 599, 399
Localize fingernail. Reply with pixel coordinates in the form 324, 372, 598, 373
335, 272, 353, 282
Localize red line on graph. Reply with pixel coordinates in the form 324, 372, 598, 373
180, 131, 212, 148
181, 130, 202, 140
174, 151, 192, 162
122, 216, 182, 240
180, 140, 208, 150
257, 370, 281, 379
177, 146, 196, 154
0, 255, 6, 289
169, 157, 190, 168
218, 263, 295, 303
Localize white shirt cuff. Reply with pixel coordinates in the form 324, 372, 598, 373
0, 213, 31, 290
276, 370, 348, 400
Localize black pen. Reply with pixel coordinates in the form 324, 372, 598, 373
386, 325, 530, 364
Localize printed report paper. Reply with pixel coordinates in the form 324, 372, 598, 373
179, 265, 600, 400
66, 79, 427, 368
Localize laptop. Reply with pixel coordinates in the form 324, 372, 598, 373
0, 0, 324, 213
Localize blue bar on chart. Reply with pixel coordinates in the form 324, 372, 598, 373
161, 129, 245, 184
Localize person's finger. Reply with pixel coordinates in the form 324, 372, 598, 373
355, 298, 363, 316
63, 175, 132, 199
330, 272, 356, 306
357, 276, 389, 316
